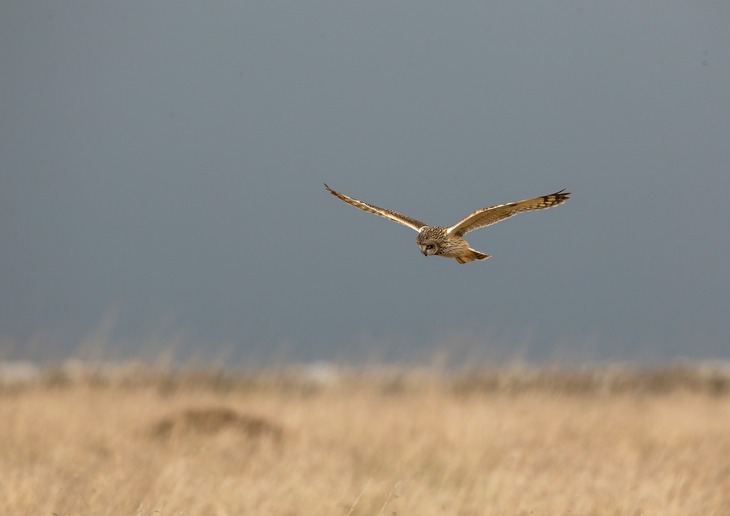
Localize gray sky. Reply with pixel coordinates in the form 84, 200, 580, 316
2, 1, 729, 364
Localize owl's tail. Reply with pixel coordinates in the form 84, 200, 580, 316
455, 249, 490, 264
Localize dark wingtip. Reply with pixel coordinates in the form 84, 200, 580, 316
324, 183, 334, 193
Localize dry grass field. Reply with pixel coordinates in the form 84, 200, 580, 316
1, 363, 729, 515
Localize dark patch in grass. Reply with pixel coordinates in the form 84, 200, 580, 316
151, 407, 284, 441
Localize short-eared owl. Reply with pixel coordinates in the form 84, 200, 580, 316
324, 184, 570, 264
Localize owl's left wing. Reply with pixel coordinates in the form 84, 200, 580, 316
324, 184, 427, 232
447, 189, 570, 237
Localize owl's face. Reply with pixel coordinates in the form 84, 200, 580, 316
418, 240, 439, 256
416, 228, 442, 256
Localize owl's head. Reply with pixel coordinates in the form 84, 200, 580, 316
416, 229, 439, 256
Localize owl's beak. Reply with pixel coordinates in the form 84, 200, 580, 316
421, 249, 427, 256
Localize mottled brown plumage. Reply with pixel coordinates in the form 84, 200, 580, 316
324, 184, 570, 264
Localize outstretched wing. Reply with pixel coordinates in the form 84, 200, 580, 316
447, 189, 571, 237
324, 184, 427, 232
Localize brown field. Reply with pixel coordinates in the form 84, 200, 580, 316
1, 363, 729, 515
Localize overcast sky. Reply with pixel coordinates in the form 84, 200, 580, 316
2, 1, 729, 365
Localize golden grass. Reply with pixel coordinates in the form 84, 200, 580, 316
1, 364, 729, 515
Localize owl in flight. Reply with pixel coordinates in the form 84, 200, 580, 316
325, 184, 570, 264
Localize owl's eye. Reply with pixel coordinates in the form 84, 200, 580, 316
426, 244, 434, 250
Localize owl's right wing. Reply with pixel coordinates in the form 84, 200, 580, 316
324, 184, 427, 232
